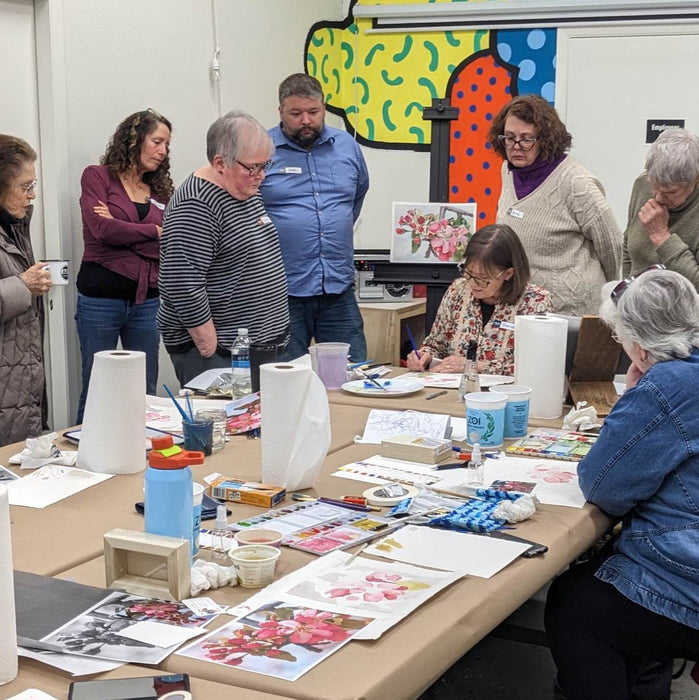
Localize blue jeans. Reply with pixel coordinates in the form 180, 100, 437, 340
281, 287, 367, 363
75, 293, 160, 423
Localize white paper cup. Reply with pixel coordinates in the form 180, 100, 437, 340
192, 482, 205, 557
234, 528, 283, 547
43, 259, 69, 285
229, 544, 281, 588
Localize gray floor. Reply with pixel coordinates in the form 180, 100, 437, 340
417, 597, 698, 699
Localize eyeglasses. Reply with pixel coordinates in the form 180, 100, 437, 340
13, 179, 38, 194
235, 160, 273, 177
463, 268, 507, 288
610, 263, 666, 303
498, 135, 538, 151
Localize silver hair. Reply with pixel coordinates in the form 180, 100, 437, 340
600, 269, 699, 364
645, 128, 699, 187
206, 109, 273, 166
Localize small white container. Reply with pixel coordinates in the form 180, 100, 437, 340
490, 384, 532, 438
464, 391, 507, 448
229, 544, 281, 588
234, 528, 283, 547
43, 259, 69, 285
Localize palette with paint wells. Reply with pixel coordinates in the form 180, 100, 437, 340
228, 501, 394, 555
505, 428, 598, 462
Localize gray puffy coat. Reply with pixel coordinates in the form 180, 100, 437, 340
0, 206, 46, 446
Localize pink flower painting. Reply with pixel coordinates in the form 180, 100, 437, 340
392, 202, 476, 263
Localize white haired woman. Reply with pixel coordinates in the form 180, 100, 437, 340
544, 267, 699, 699
623, 128, 699, 289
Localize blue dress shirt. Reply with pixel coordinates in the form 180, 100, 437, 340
261, 124, 369, 296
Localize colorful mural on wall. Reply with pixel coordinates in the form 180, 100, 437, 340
305, 0, 557, 224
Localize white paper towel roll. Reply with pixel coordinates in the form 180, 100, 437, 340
77, 350, 146, 474
0, 485, 17, 685
514, 315, 568, 419
260, 363, 331, 491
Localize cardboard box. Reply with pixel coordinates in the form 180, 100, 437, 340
208, 478, 286, 508
380, 434, 453, 464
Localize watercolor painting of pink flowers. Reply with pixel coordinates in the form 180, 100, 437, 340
391, 202, 477, 264
177, 601, 373, 681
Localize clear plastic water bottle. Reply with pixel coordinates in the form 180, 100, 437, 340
230, 327, 251, 398
145, 436, 204, 560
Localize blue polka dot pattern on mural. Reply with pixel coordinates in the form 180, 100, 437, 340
494, 28, 556, 103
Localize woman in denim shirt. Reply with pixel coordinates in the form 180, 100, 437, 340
545, 268, 699, 700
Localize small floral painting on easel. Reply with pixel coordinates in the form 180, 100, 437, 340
391, 201, 477, 264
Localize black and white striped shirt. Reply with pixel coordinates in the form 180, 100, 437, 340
157, 173, 289, 353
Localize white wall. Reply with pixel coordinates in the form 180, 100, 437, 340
47, 0, 351, 420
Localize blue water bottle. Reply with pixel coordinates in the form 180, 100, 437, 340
145, 436, 204, 560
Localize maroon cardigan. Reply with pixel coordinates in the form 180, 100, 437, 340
79, 164, 166, 303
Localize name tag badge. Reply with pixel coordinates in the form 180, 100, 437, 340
258, 215, 272, 226
507, 207, 524, 219
280, 166, 302, 174
499, 321, 516, 331
148, 198, 165, 211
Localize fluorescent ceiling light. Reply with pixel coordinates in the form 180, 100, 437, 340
353, 0, 699, 30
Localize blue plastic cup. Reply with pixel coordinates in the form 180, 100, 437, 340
183, 419, 213, 456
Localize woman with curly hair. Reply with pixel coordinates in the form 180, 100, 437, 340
488, 95, 621, 315
76, 109, 173, 422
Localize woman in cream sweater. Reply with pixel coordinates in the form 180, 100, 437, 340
488, 95, 621, 316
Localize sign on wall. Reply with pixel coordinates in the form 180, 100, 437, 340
645, 118, 685, 144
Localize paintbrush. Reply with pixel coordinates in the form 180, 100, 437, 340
356, 367, 390, 391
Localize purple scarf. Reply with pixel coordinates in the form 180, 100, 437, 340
509, 154, 566, 199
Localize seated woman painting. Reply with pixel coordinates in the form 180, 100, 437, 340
406, 223, 552, 376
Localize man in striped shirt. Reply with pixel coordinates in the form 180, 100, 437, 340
158, 110, 289, 386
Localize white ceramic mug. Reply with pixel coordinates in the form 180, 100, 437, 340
43, 259, 69, 286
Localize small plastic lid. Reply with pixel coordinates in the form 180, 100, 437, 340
237, 328, 248, 335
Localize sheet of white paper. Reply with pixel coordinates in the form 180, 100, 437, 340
7, 466, 112, 508
482, 455, 585, 508
332, 455, 444, 488
226, 550, 463, 639
359, 409, 450, 444
408, 372, 462, 389
115, 620, 205, 648
363, 524, 529, 578
18, 647, 123, 676
7, 690, 61, 700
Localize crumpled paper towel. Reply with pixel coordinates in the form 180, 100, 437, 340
562, 401, 600, 432
9, 433, 77, 470
190, 559, 237, 597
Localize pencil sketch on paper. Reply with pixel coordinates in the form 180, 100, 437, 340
359, 409, 450, 444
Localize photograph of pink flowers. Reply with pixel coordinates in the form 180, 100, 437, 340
226, 550, 464, 640
177, 601, 373, 681
391, 201, 477, 263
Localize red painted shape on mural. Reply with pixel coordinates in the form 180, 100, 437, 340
448, 54, 514, 226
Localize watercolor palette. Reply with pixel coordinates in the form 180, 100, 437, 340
285, 515, 395, 555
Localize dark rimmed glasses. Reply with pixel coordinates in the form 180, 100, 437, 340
498, 135, 538, 151
463, 268, 507, 288
235, 160, 273, 177
610, 263, 666, 303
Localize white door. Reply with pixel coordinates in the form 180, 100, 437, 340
556, 25, 699, 232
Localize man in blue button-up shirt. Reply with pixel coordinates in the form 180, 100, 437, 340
261, 73, 369, 362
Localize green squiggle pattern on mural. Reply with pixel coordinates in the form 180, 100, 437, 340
381, 70, 404, 86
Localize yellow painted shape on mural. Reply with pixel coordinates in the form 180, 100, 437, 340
306, 1, 492, 146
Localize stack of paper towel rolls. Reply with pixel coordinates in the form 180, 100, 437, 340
77, 350, 146, 475
260, 363, 331, 491
514, 315, 568, 419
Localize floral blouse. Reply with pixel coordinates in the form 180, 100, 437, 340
421, 278, 552, 375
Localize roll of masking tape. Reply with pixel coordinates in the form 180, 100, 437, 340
160, 693, 192, 700
363, 484, 420, 507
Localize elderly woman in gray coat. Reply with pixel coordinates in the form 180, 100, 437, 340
622, 127, 699, 289
0, 134, 52, 446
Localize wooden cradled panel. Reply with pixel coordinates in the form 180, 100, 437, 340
104, 528, 191, 602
